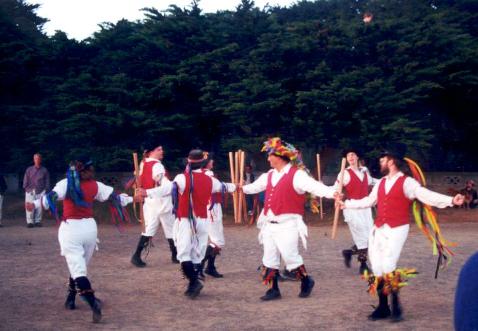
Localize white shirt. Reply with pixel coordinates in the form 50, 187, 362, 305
242, 163, 336, 221
344, 171, 453, 209
35, 178, 132, 210
141, 157, 173, 213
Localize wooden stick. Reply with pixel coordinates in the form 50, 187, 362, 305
240, 150, 247, 222
133, 153, 145, 233
331, 157, 347, 239
234, 151, 240, 223
237, 150, 245, 223
316, 154, 324, 220
229, 152, 238, 224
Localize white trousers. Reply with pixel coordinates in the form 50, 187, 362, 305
25, 191, 44, 224
262, 218, 304, 270
208, 204, 225, 248
142, 198, 175, 238
58, 218, 97, 279
343, 208, 374, 249
173, 217, 210, 264
369, 224, 409, 275
0, 194, 3, 222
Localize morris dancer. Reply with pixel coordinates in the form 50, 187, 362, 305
241, 137, 338, 301
26, 156, 133, 323
338, 145, 464, 321
130, 143, 179, 267
202, 157, 226, 278
336, 148, 377, 274
136, 149, 235, 298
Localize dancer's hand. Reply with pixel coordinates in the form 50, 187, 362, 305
25, 202, 35, 211
453, 194, 465, 206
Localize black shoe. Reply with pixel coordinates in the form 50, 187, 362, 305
390, 292, 403, 322
131, 253, 146, 267
205, 267, 223, 278
299, 276, 315, 298
185, 281, 203, 299
27, 223, 34, 228
342, 249, 352, 268
90, 298, 102, 323
359, 262, 369, 275
368, 305, 391, 321
260, 288, 281, 301
167, 239, 180, 264
34, 222, 42, 227
64, 293, 76, 310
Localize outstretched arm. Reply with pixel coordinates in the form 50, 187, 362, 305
242, 173, 268, 195
294, 169, 336, 199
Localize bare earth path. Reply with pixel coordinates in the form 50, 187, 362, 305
0, 208, 476, 331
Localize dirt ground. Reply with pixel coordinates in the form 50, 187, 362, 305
0, 199, 477, 331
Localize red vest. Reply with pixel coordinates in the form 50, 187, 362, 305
63, 180, 98, 219
375, 176, 411, 228
344, 168, 369, 199
264, 167, 305, 216
141, 160, 159, 190
177, 170, 213, 219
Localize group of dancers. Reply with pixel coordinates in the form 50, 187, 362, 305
25, 137, 464, 323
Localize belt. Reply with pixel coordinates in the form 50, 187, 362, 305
269, 221, 279, 224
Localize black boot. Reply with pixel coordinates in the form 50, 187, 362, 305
391, 291, 403, 322
358, 249, 369, 275
342, 249, 352, 268
260, 268, 281, 301
292, 265, 315, 298
368, 281, 391, 321
64, 277, 76, 310
131, 235, 150, 267
194, 263, 205, 281
205, 246, 223, 278
182, 261, 203, 299
75, 277, 102, 323
167, 239, 180, 264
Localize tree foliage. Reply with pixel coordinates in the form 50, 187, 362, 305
1, 0, 477, 172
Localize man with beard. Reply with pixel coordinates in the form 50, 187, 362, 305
26, 156, 133, 323
338, 145, 464, 322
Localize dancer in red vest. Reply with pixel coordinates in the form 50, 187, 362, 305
136, 149, 235, 298
26, 156, 133, 323
241, 137, 337, 301
202, 156, 226, 278
339, 145, 464, 321
131, 142, 179, 267
336, 148, 377, 274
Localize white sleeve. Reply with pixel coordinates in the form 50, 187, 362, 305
152, 162, 165, 183
95, 182, 114, 202
146, 180, 173, 198
345, 180, 380, 209
37, 179, 68, 210
211, 177, 235, 193
334, 170, 351, 190
293, 169, 336, 199
403, 177, 453, 208
118, 194, 133, 207
242, 172, 268, 194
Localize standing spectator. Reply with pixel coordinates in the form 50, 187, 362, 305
23, 153, 50, 227
0, 172, 7, 227
461, 180, 478, 209
244, 164, 256, 215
